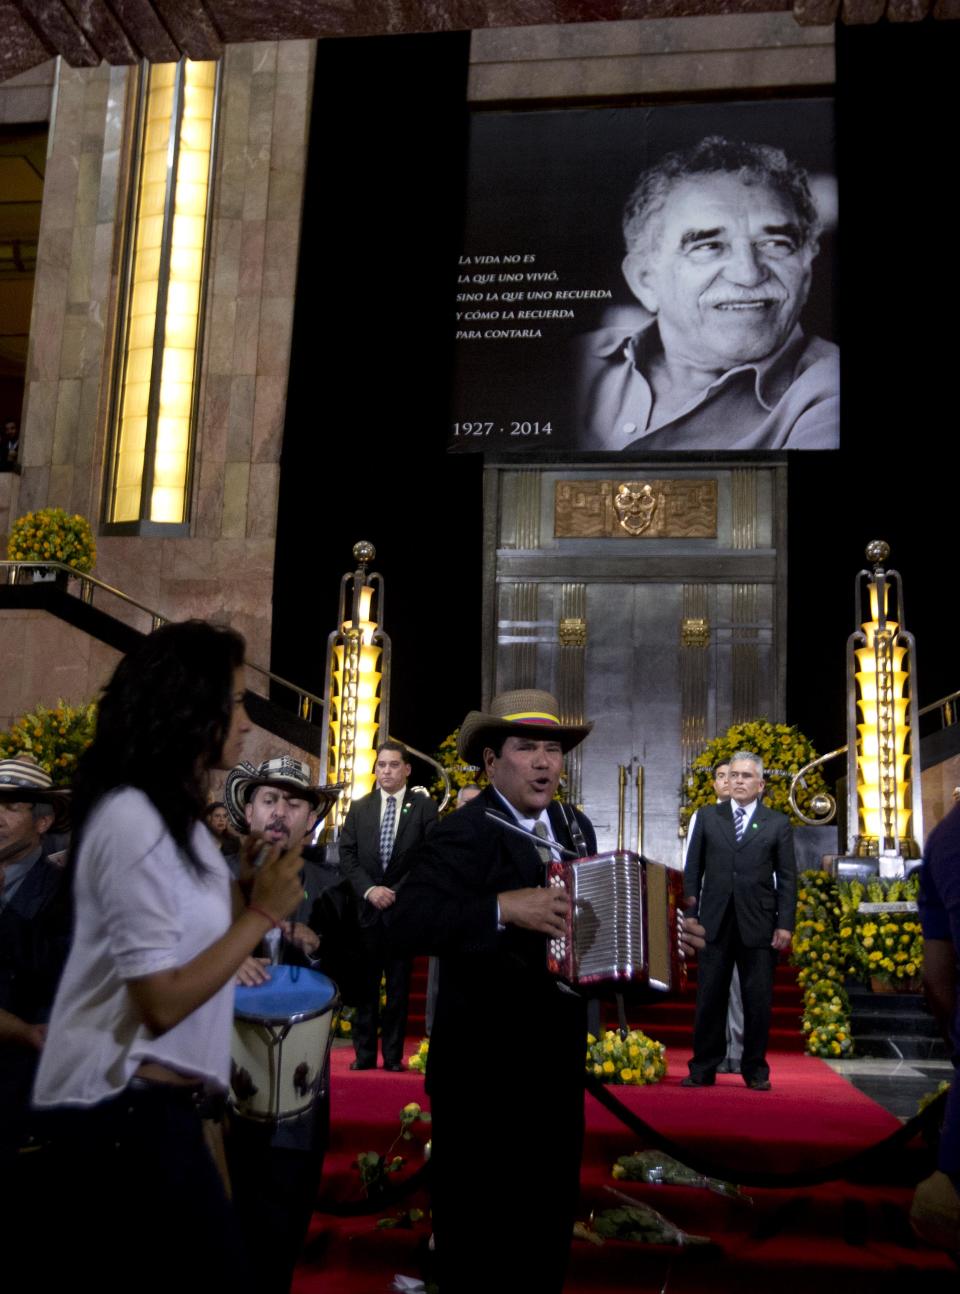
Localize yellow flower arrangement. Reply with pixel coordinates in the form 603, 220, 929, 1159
406, 1037, 429, 1073
841, 874, 923, 987
681, 720, 828, 829
790, 871, 855, 1056
7, 507, 96, 574
0, 699, 97, 785
585, 1029, 667, 1086
430, 728, 487, 812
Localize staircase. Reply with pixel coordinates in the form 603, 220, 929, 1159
848, 983, 949, 1060
400, 958, 809, 1054
0, 564, 326, 755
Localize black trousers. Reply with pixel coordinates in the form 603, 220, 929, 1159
34, 1082, 248, 1294
689, 900, 777, 1083
353, 923, 411, 1067
229, 1132, 325, 1294
429, 990, 586, 1294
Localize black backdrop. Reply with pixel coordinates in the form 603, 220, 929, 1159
274, 22, 956, 776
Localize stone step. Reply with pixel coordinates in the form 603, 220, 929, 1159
850, 1008, 941, 1035
850, 1033, 950, 1060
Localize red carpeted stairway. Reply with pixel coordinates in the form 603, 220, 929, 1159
612, 960, 807, 1053
293, 990, 956, 1293
404, 956, 807, 1052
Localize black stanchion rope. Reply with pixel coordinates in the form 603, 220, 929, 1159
583, 1072, 946, 1189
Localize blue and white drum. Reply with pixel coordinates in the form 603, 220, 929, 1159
231, 965, 339, 1124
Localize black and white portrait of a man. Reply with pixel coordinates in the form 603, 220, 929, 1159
575, 135, 838, 453
448, 100, 838, 457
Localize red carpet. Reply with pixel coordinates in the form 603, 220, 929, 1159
291, 1044, 956, 1293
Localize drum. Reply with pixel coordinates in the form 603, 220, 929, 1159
231, 965, 339, 1124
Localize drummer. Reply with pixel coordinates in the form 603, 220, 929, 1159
224, 757, 342, 984
223, 756, 344, 1294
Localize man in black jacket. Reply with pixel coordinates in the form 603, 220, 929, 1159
683, 749, 796, 1091
338, 742, 438, 1071
0, 757, 70, 1157
386, 690, 595, 1294
223, 755, 345, 1294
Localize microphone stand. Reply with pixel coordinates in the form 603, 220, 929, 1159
483, 810, 579, 860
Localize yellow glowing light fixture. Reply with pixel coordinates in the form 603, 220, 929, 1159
322, 542, 391, 831
108, 59, 219, 527
846, 541, 922, 872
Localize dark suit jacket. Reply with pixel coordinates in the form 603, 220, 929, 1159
385, 786, 597, 1089
683, 799, 796, 948
338, 787, 438, 924
0, 851, 72, 1150
0, 852, 71, 1020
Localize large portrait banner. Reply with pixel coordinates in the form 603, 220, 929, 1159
448, 99, 837, 458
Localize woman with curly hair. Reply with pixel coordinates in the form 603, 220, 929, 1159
32, 620, 304, 1291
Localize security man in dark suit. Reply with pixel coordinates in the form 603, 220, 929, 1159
682, 749, 796, 1091
338, 741, 438, 1071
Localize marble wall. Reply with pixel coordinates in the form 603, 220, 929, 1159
468, 13, 834, 100
5, 41, 314, 682
0, 608, 121, 731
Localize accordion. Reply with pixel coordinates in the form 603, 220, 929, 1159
546, 850, 686, 991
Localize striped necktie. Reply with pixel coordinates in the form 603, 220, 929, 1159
733, 805, 746, 841
380, 795, 397, 869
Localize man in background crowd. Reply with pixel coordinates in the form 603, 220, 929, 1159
0, 758, 71, 1161
338, 742, 438, 1071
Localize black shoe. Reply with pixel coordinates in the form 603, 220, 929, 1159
681, 1075, 715, 1087
744, 1077, 771, 1091
383, 1062, 404, 1073
350, 1060, 374, 1071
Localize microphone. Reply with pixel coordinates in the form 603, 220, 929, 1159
482, 809, 579, 859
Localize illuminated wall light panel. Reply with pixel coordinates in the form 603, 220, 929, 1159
107, 59, 219, 529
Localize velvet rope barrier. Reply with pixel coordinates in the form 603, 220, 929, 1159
316, 1080, 945, 1216
583, 1072, 947, 1189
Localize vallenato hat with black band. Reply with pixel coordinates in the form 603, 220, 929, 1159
0, 756, 71, 830
223, 756, 344, 834
457, 689, 593, 768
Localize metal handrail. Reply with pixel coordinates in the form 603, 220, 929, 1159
1, 559, 327, 711
0, 556, 327, 709
788, 689, 960, 828
1, 559, 450, 803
